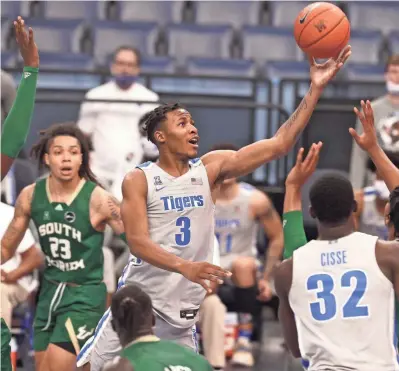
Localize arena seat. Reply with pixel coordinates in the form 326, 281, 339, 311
346, 63, 385, 82
42, 1, 105, 20
348, 29, 383, 64
36, 52, 94, 71
265, 60, 309, 80
141, 56, 176, 74
166, 23, 233, 67
242, 26, 302, 66
117, 1, 184, 25
92, 20, 159, 63
347, 2, 399, 35
21, 18, 85, 54
194, 1, 260, 28
269, 1, 311, 27
186, 57, 256, 78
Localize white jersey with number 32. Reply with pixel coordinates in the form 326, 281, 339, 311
289, 232, 399, 371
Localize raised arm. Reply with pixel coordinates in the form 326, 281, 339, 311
252, 191, 283, 301
1, 17, 39, 180
1, 185, 34, 263
202, 47, 351, 184
350, 100, 399, 191
283, 143, 322, 259
121, 169, 231, 293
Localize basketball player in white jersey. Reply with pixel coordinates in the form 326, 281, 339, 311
204, 143, 283, 367
354, 150, 399, 240
76, 46, 352, 371
275, 172, 399, 370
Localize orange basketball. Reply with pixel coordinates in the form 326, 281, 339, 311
294, 2, 350, 59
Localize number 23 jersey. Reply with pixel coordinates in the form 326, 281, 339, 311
289, 232, 398, 371
127, 159, 215, 328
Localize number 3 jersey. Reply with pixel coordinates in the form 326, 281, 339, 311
30, 178, 104, 285
126, 159, 215, 329
289, 232, 398, 371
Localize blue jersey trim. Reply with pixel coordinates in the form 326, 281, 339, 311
136, 161, 152, 169
301, 359, 309, 369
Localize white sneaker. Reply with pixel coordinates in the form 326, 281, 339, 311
231, 338, 254, 367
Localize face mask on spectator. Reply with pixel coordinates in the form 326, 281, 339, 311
374, 179, 390, 200
114, 74, 137, 89
386, 81, 399, 96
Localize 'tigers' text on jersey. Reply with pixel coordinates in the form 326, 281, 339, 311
161, 195, 204, 212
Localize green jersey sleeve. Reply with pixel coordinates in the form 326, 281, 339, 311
283, 210, 308, 259
1, 67, 38, 158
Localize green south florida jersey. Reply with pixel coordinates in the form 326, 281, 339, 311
30, 178, 104, 284
121, 338, 213, 371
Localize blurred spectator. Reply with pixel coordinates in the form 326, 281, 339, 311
1, 70, 17, 123
350, 55, 399, 188
102, 246, 116, 309
0, 202, 43, 329
77, 46, 159, 192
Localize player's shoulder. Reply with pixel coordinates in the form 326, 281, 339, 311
371, 95, 391, 108
122, 168, 148, 196
19, 183, 36, 202
102, 356, 134, 371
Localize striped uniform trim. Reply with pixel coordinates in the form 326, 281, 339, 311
76, 261, 133, 366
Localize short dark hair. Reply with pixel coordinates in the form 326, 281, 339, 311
309, 173, 355, 224
386, 55, 399, 72
389, 187, 399, 235
113, 46, 141, 66
210, 143, 240, 152
111, 284, 153, 339
30, 122, 98, 183
367, 150, 399, 173
144, 103, 185, 144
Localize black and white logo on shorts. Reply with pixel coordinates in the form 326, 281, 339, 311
64, 211, 76, 223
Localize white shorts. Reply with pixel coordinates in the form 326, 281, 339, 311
76, 309, 198, 371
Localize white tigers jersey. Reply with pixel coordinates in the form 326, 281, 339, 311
125, 158, 215, 328
289, 232, 399, 371
215, 182, 258, 260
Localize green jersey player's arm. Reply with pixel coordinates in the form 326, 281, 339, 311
1, 185, 34, 263
1, 17, 39, 180
102, 357, 134, 371
251, 190, 284, 280
274, 259, 301, 358
121, 169, 230, 292
282, 144, 323, 259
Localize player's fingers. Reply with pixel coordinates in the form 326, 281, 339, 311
28, 27, 34, 42
307, 54, 316, 66
205, 266, 231, 278
302, 144, 316, 167
295, 147, 304, 166
349, 127, 361, 142
353, 107, 365, 123
198, 279, 212, 294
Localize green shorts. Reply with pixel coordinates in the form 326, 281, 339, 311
1, 318, 12, 371
33, 279, 106, 352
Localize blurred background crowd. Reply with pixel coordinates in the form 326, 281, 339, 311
1, 1, 399, 370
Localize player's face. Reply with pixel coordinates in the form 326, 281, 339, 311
384, 203, 396, 240
160, 109, 199, 159
45, 136, 83, 182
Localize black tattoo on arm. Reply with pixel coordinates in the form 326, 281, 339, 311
107, 195, 122, 221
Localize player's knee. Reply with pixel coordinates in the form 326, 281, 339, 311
231, 257, 257, 274
201, 294, 226, 315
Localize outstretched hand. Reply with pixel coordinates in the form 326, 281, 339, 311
309, 45, 351, 89
349, 100, 379, 152
14, 16, 39, 68
286, 142, 323, 188
180, 261, 231, 294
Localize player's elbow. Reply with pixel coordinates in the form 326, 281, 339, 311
125, 233, 146, 257
272, 135, 291, 157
